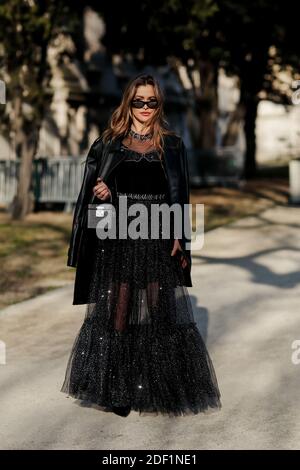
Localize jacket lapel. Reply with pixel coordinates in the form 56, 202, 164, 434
88, 135, 127, 206
97, 135, 127, 182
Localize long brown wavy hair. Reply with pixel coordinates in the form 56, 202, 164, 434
100, 73, 179, 159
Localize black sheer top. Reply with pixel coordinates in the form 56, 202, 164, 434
111, 138, 168, 195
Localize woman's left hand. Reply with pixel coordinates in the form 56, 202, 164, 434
171, 239, 188, 269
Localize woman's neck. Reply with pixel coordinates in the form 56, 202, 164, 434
130, 122, 151, 135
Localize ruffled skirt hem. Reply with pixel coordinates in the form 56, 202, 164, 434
60, 320, 222, 418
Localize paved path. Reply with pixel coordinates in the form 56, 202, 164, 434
1, 205, 300, 450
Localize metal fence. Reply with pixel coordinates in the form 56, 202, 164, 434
0, 157, 86, 207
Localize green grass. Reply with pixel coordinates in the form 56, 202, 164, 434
0, 212, 74, 309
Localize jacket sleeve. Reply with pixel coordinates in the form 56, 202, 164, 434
179, 138, 190, 205
178, 137, 192, 271
67, 137, 103, 267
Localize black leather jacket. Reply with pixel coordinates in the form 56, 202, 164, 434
68, 132, 192, 304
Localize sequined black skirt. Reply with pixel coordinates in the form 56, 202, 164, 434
60, 192, 221, 416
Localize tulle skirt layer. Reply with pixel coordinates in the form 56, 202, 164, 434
61, 192, 221, 416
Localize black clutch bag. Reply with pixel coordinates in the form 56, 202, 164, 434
87, 203, 115, 230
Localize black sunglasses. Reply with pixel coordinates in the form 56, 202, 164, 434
131, 99, 159, 109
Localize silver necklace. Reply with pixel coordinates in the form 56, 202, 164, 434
129, 128, 153, 141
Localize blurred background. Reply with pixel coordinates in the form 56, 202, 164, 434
1, 0, 299, 309
1, 1, 300, 450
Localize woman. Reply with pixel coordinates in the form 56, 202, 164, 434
61, 73, 221, 417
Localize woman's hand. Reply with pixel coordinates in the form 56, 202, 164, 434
92, 177, 112, 201
171, 238, 188, 269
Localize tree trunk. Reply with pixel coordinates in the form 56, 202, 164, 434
10, 125, 39, 220
240, 88, 259, 178
222, 102, 245, 146
197, 59, 218, 149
